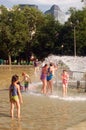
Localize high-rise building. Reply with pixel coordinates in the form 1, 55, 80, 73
45, 5, 65, 24
81, 0, 86, 5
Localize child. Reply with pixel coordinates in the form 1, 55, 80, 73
62, 70, 69, 97
47, 63, 54, 94
40, 64, 48, 94
9, 74, 23, 118
22, 72, 31, 92
33, 59, 39, 75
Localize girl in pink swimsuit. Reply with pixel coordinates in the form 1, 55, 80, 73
40, 64, 48, 94
62, 70, 69, 96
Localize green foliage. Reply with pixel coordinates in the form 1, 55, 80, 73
0, 5, 86, 64
67, 7, 86, 56
31, 14, 61, 59
0, 5, 45, 64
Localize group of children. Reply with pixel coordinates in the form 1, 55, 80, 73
40, 63, 69, 97
9, 62, 69, 119
40, 63, 55, 95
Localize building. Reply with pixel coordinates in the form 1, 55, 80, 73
45, 5, 65, 24
19, 4, 38, 9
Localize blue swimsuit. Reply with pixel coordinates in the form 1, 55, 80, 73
47, 68, 53, 81
10, 85, 18, 101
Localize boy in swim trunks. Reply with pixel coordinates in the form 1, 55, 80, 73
9, 74, 23, 118
62, 70, 69, 97
22, 72, 31, 92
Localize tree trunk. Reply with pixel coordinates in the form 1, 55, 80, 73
8, 53, 12, 65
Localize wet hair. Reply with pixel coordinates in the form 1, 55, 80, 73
63, 69, 67, 72
44, 64, 48, 67
50, 63, 53, 66
22, 72, 25, 76
11, 74, 19, 83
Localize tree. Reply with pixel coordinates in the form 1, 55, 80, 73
31, 14, 61, 59
0, 5, 27, 64
57, 7, 86, 56
21, 6, 45, 62
68, 7, 86, 56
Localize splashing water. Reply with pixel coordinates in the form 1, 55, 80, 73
44, 55, 86, 80
49, 94, 86, 101
27, 55, 86, 101
44, 55, 86, 72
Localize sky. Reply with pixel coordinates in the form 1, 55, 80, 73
0, 0, 84, 13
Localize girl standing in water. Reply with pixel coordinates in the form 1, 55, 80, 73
9, 74, 23, 118
40, 64, 48, 94
47, 63, 54, 94
62, 70, 69, 97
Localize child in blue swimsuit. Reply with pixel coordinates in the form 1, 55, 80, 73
9, 74, 23, 118
47, 63, 54, 94
47, 67, 53, 81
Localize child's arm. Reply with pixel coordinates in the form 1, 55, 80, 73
28, 77, 31, 83
67, 73, 69, 81
26, 74, 31, 83
17, 84, 23, 104
21, 77, 24, 83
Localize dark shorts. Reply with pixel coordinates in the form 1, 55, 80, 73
24, 82, 29, 88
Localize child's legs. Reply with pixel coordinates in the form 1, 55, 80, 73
37, 66, 39, 71
26, 87, 28, 91
41, 80, 44, 93
65, 83, 68, 95
62, 84, 66, 96
41, 79, 47, 94
47, 81, 50, 93
34, 67, 36, 74
16, 100, 20, 118
62, 83, 68, 96
10, 102, 15, 118
47, 80, 52, 94
49, 80, 53, 93
43, 79, 47, 94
